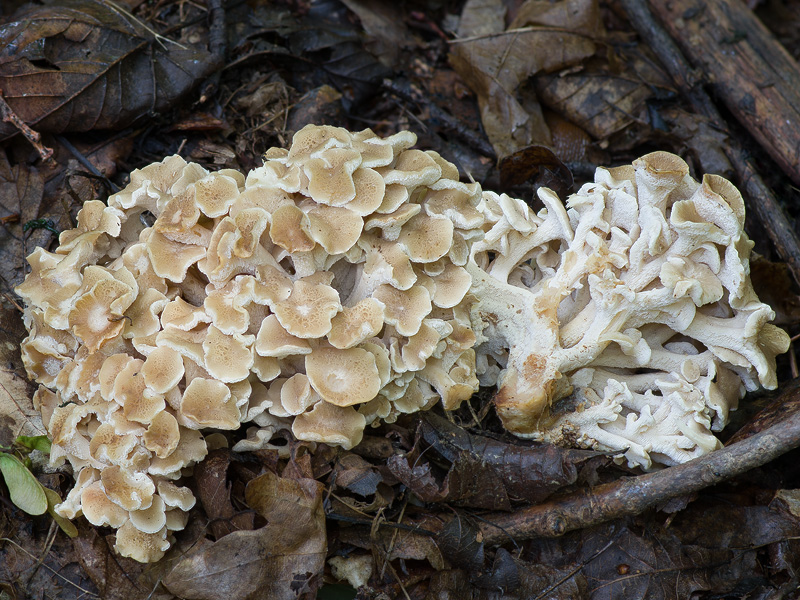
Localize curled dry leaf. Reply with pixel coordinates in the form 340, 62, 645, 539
0, 0, 220, 138
162, 471, 325, 600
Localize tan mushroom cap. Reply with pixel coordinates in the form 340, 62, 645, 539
146, 229, 207, 283
305, 347, 381, 407
161, 298, 210, 332
431, 263, 472, 309
202, 326, 254, 383
376, 183, 410, 214
373, 284, 432, 337
194, 172, 241, 218
124, 288, 169, 341
328, 298, 385, 349
81, 481, 129, 528
114, 521, 170, 563
273, 279, 341, 339
280, 373, 318, 415
89, 423, 138, 466
101, 465, 156, 511
129, 494, 167, 534
69, 277, 134, 352
347, 168, 386, 215
303, 205, 364, 254
292, 401, 366, 450
255, 314, 313, 358
364, 203, 421, 241
252, 354, 281, 382
114, 359, 167, 423
304, 147, 362, 206
232, 184, 294, 215
143, 410, 181, 458
153, 188, 202, 244
288, 124, 352, 163
156, 326, 207, 367
148, 427, 207, 478
157, 481, 196, 511
180, 377, 241, 430
142, 346, 185, 394
398, 213, 454, 263
378, 149, 442, 187
269, 204, 315, 253
359, 237, 417, 291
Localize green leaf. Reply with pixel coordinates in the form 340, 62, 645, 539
16, 435, 51, 454
0, 452, 47, 515
43, 486, 78, 538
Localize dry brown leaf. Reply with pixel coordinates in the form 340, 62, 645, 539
339, 0, 410, 68
449, 0, 600, 158
535, 46, 673, 141
162, 471, 325, 600
0, 304, 43, 449
0, 0, 220, 138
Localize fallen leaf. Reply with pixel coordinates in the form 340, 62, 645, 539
450, 0, 599, 157
499, 144, 574, 198
195, 449, 253, 539
339, 0, 410, 68
535, 45, 673, 141
0, 302, 45, 449
388, 413, 599, 510
163, 471, 325, 600
0, 0, 220, 138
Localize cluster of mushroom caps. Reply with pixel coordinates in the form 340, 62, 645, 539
16, 124, 788, 562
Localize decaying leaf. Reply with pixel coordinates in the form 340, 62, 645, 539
450, 0, 600, 157
535, 46, 672, 142
163, 471, 325, 600
388, 413, 600, 510
0, 0, 220, 138
0, 303, 45, 449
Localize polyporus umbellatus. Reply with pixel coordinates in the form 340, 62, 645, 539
16, 125, 480, 561
468, 152, 790, 468
16, 125, 788, 562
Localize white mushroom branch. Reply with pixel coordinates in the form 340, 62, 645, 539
14, 125, 789, 561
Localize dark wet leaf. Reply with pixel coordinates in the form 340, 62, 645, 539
499, 144, 574, 198
388, 413, 599, 510
472, 548, 519, 592
727, 378, 800, 444
339, 0, 410, 68
0, 153, 48, 289
437, 514, 484, 571
535, 46, 673, 142
0, 0, 220, 138
195, 449, 253, 539
164, 471, 325, 600
73, 524, 149, 600
332, 452, 382, 497
450, 0, 599, 157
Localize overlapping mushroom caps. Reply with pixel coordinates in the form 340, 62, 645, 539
16, 127, 788, 562
468, 152, 790, 468
16, 125, 480, 561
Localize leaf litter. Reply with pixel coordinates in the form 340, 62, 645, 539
1, 0, 800, 598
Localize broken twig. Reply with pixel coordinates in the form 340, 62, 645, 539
0, 91, 53, 162
620, 0, 800, 288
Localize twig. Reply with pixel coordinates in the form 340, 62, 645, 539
0, 91, 53, 162
383, 78, 496, 159
620, 0, 800, 287
0, 538, 98, 597
199, 0, 226, 104
473, 378, 800, 545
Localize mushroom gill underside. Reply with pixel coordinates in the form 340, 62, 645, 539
15, 125, 789, 562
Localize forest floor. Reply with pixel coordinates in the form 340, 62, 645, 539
3, 0, 800, 598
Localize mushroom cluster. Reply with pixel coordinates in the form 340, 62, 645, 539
16, 126, 788, 561
16, 125, 480, 561
468, 152, 790, 468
